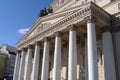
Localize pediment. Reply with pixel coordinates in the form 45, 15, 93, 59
18, 12, 69, 44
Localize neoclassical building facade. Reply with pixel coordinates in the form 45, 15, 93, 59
13, 0, 120, 80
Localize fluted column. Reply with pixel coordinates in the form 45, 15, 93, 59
18, 49, 26, 80
32, 42, 40, 80
41, 38, 50, 80
85, 39, 88, 80
102, 31, 116, 80
13, 53, 20, 80
24, 46, 32, 80
53, 32, 61, 80
68, 26, 77, 80
87, 20, 98, 80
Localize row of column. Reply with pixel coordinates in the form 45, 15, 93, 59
13, 20, 116, 80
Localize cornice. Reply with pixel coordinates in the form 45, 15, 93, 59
17, 2, 110, 50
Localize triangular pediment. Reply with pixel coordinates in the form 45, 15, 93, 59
18, 7, 81, 44
19, 16, 65, 43
27, 17, 65, 38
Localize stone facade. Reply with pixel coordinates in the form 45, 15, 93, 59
14, 0, 120, 80
0, 55, 6, 79
0, 45, 17, 80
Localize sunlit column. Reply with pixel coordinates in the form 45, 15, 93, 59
24, 46, 32, 80
41, 38, 50, 80
32, 42, 40, 80
18, 49, 26, 80
87, 19, 98, 80
53, 32, 61, 80
68, 25, 77, 80
13, 53, 20, 80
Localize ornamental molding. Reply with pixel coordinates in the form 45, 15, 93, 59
17, 2, 110, 50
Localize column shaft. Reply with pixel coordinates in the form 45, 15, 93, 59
32, 43, 40, 80
13, 53, 20, 80
41, 39, 49, 80
18, 50, 25, 80
87, 22, 98, 80
24, 47, 32, 80
53, 35, 61, 80
68, 29, 77, 80
103, 32, 116, 80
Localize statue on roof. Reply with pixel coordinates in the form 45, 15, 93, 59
39, 7, 53, 17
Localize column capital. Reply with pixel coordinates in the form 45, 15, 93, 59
54, 31, 62, 37
44, 37, 50, 42
17, 50, 21, 54
67, 24, 76, 31
84, 16, 97, 23
21, 48, 26, 52
27, 45, 33, 49
34, 41, 41, 46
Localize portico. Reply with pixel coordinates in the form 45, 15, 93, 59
13, 2, 117, 80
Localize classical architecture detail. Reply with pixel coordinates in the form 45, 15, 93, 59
17, 2, 110, 50
28, 23, 51, 38
14, 0, 120, 80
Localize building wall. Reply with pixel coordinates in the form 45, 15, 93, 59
0, 55, 6, 79
0, 45, 17, 79
4, 54, 16, 78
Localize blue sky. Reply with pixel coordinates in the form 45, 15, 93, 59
0, 0, 53, 47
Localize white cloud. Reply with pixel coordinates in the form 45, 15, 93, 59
18, 28, 30, 35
